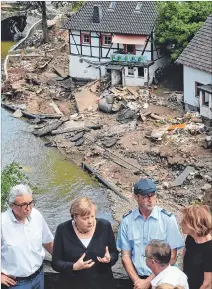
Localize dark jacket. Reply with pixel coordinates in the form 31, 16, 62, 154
52, 218, 118, 289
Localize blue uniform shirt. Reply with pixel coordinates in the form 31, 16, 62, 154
116, 206, 185, 276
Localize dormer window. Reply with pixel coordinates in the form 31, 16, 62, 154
135, 2, 142, 11
109, 1, 116, 10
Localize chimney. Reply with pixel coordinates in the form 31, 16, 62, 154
92, 5, 102, 23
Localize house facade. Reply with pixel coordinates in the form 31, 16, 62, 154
176, 14, 212, 119
64, 1, 168, 87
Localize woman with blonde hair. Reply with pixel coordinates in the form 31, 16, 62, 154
156, 284, 184, 289
181, 204, 212, 289
52, 197, 118, 289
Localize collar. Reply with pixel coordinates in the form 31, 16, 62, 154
9, 208, 32, 223
151, 265, 171, 286
134, 206, 159, 220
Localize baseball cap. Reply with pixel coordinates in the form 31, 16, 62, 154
134, 178, 156, 195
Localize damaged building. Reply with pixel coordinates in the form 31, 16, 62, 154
176, 14, 212, 120
64, 1, 168, 87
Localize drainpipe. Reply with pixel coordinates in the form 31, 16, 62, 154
147, 66, 149, 87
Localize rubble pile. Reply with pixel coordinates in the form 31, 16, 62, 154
2, 17, 212, 217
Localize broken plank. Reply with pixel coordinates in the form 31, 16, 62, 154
49, 102, 63, 115
2, 102, 37, 119
52, 127, 90, 135
150, 113, 164, 120
82, 162, 129, 202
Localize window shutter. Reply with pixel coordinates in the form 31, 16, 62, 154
101, 34, 104, 46
80, 33, 83, 44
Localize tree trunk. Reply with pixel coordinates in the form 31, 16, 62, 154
41, 1, 48, 43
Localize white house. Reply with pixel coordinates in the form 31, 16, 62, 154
64, 1, 168, 87
176, 14, 212, 119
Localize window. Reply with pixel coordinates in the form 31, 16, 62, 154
195, 81, 203, 97
135, 2, 142, 11
102, 34, 112, 45
81, 33, 90, 44
202, 92, 210, 106
104, 36, 112, 45
128, 67, 134, 76
138, 67, 144, 77
124, 44, 136, 54
109, 1, 116, 9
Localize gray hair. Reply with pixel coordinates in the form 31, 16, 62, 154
146, 239, 171, 266
9, 184, 32, 204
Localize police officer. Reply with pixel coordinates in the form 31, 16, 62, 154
117, 178, 185, 289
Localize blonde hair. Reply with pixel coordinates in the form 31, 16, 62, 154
156, 284, 184, 289
70, 197, 97, 218
181, 205, 212, 237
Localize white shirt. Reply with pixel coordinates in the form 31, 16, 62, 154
80, 237, 92, 248
151, 266, 189, 289
1, 208, 54, 277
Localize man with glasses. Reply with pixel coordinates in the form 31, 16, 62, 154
117, 178, 184, 289
1, 184, 54, 289
145, 240, 188, 289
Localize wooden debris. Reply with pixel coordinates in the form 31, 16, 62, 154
150, 113, 164, 120
82, 162, 129, 202
52, 127, 90, 135
140, 110, 152, 122
49, 102, 63, 115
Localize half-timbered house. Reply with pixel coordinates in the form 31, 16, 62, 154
64, 1, 167, 87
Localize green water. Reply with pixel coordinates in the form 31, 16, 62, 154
2, 108, 113, 233
1, 41, 16, 58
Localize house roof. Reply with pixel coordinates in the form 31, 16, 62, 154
176, 14, 212, 74
64, 1, 158, 35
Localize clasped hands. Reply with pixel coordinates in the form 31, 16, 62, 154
73, 246, 111, 271
133, 278, 150, 289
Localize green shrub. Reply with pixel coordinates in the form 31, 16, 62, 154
1, 162, 29, 212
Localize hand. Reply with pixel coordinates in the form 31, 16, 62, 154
97, 246, 111, 263
73, 253, 95, 271
1, 273, 17, 287
134, 278, 150, 289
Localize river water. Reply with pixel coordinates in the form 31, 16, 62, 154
1, 108, 114, 234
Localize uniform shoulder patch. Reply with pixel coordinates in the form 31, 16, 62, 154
122, 210, 132, 218
161, 209, 173, 217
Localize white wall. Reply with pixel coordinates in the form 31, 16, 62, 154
69, 55, 108, 79
184, 65, 212, 107
122, 66, 148, 86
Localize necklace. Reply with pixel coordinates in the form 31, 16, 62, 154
74, 221, 90, 234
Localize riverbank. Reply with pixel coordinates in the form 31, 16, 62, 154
2, 13, 212, 225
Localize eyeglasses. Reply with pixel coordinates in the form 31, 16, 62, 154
12, 200, 35, 210
142, 254, 157, 262
140, 193, 156, 200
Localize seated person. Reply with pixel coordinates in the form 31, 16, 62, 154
145, 240, 189, 289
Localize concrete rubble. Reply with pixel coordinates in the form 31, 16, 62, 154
2, 14, 212, 222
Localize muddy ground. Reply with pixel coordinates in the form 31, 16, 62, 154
2, 19, 212, 229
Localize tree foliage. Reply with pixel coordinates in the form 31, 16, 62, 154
1, 162, 29, 212
155, 1, 212, 61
